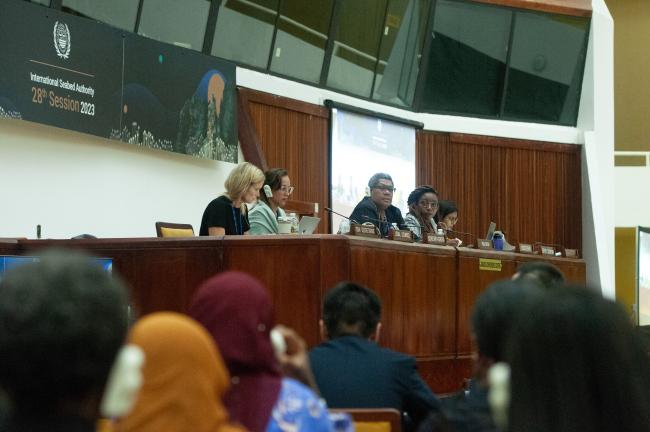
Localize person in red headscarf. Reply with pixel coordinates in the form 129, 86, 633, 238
189, 271, 332, 432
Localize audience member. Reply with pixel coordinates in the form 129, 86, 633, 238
418, 279, 543, 432
309, 281, 440, 431
117, 312, 244, 432
200, 162, 265, 236
189, 271, 331, 432
511, 260, 566, 290
504, 286, 650, 432
249, 168, 292, 235
0, 251, 129, 432
405, 185, 439, 242
350, 173, 405, 237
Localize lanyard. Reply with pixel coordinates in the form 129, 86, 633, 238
231, 206, 243, 235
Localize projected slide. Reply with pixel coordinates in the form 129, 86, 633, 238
639, 228, 650, 325
330, 109, 415, 233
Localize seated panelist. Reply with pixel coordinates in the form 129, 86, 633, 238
248, 168, 293, 235
436, 200, 461, 246
200, 162, 265, 236
349, 173, 405, 237
404, 185, 439, 242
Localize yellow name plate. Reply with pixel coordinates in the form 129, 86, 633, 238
479, 258, 502, 272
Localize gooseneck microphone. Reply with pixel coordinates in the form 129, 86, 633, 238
445, 228, 475, 240
324, 207, 359, 224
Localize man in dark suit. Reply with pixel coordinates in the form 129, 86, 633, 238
309, 281, 439, 431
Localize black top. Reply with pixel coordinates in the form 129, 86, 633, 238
1, 415, 95, 432
199, 195, 250, 236
349, 196, 406, 237
417, 381, 496, 432
309, 335, 440, 431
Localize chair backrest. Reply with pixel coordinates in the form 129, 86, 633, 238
331, 408, 402, 432
155, 222, 195, 238
285, 199, 318, 218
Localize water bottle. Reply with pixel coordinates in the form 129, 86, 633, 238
288, 212, 299, 234
493, 232, 504, 250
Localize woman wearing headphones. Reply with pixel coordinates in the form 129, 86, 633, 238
248, 168, 293, 235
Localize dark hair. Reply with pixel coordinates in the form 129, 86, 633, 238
436, 200, 458, 221
471, 280, 543, 361
507, 286, 650, 432
0, 250, 128, 414
514, 261, 566, 290
259, 168, 289, 206
368, 173, 393, 189
407, 185, 438, 206
322, 282, 381, 339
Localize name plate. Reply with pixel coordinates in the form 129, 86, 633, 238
564, 248, 579, 258
424, 233, 446, 245
540, 245, 556, 256
478, 239, 492, 250
389, 229, 414, 243
479, 258, 502, 272
518, 243, 534, 254
349, 224, 379, 238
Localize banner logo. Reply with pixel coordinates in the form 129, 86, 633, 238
53, 21, 71, 59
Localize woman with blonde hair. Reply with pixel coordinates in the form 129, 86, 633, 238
200, 162, 265, 236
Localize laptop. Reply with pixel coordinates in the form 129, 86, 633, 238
298, 216, 320, 235
485, 221, 497, 240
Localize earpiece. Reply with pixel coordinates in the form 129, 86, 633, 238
100, 345, 145, 418
263, 184, 273, 198
270, 327, 287, 355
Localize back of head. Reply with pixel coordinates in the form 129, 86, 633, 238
513, 261, 565, 290
0, 250, 128, 416
224, 162, 265, 201
119, 312, 237, 432
189, 271, 278, 374
189, 272, 281, 432
323, 282, 381, 339
507, 286, 650, 432
471, 279, 544, 362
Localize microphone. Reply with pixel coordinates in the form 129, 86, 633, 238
324, 207, 359, 224
445, 228, 475, 240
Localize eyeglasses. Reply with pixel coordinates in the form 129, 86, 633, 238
280, 186, 294, 195
373, 185, 396, 193
418, 201, 439, 209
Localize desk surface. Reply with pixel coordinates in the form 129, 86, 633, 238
4, 235, 585, 393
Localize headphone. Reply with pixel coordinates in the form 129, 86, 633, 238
263, 184, 273, 198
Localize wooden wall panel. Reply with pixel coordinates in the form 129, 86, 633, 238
223, 235, 349, 347
348, 237, 457, 357
241, 88, 331, 234
416, 131, 582, 250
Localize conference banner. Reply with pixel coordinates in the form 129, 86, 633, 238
0, 0, 123, 136
116, 34, 237, 162
0, 0, 237, 162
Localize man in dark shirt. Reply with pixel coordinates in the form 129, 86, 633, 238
349, 173, 405, 237
309, 282, 439, 431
